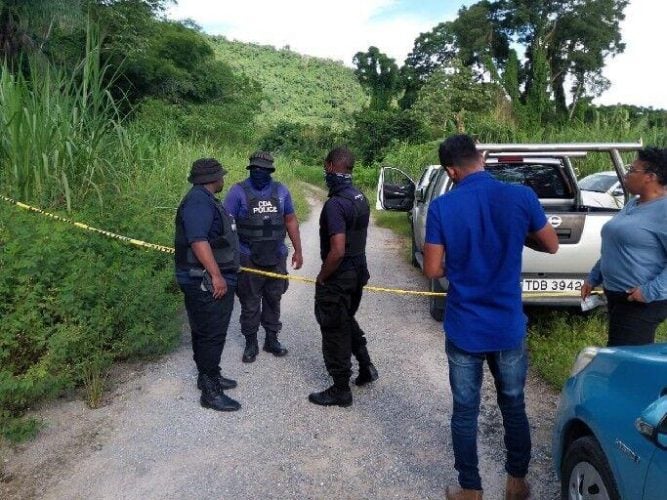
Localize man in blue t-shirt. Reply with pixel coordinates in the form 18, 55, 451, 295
423, 135, 558, 500
224, 151, 303, 364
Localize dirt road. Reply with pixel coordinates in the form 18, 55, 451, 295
1, 186, 560, 499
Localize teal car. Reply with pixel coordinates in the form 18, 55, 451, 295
552, 343, 667, 499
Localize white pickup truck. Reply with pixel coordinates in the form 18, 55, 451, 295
377, 142, 642, 320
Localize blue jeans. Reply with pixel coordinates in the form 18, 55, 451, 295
445, 339, 531, 490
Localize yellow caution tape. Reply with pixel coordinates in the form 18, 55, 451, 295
0, 194, 600, 299
1, 194, 175, 254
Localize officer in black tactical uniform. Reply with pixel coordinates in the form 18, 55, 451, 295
224, 151, 303, 364
309, 146, 378, 407
175, 158, 241, 412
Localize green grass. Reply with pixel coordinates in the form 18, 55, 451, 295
528, 309, 667, 389
527, 309, 608, 388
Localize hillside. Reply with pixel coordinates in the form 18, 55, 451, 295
210, 37, 367, 130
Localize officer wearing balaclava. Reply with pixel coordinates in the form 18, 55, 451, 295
224, 151, 303, 364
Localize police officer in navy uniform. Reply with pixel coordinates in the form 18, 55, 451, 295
175, 158, 241, 412
309, 146, 378, 407
224, 151, 303, 363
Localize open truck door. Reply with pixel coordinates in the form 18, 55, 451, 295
376, 166, 415, 211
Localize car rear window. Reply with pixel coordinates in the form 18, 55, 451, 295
485, 162, 574, 199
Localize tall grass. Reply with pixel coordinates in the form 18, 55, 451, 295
0, 26, 128, 210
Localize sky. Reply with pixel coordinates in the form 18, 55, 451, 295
167, 0, 667, 109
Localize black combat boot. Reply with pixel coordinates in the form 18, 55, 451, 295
263, 331, 288, 357
355, 363, 378, 386
199, 373, 241, 412
308, 383, 352, 407
197, 372, 237, 391
242, 333, 259, 363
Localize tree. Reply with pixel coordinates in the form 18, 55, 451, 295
450, 1, 509, 81
352, 46, 401, 110
412, 61, 500, 136
0, 0, 84, 64
502, 48, 520, 103
524, 42, 551, 124
400, 3, 509, 110
400, 22, 457, 109
0, 1, 170, 64
403, 0, 628, 118
496, 0, 628, 113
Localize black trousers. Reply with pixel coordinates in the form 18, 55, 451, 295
605, 289, 667, 346
180, 282, 236, 377
314, 267, 372, 386
236, 253, 288, 338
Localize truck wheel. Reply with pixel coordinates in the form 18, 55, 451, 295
429, 278, 445, 322
561, 436, 620, 500
411, 234, 419, 268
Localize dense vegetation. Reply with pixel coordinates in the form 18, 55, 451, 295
210, 37, 366, 129
1, 0, 666, 441
0, 0, 313, 441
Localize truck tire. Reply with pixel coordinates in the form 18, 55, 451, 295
429, 278, 445, 322
411, 234, 419, 268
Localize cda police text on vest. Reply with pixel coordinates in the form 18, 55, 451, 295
253, 200, 278, 214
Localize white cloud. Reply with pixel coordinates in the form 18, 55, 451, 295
166, 0, 438, 66
596, 0, 667, 109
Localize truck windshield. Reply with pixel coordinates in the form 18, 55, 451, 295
485, 162, 574, 199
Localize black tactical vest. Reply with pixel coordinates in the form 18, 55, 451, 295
236, 183, 286, 267
320, 186, 370, 259
174, 188, 240, 273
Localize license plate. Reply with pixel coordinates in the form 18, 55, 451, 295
522, 279, 583, 293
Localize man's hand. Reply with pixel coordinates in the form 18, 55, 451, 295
581, 280, 593, 300
211, 274, 228, 299
285, 214, 303, 270
292, 250, 303, 270
626, 287, 646, 303
526, 223, 559, 254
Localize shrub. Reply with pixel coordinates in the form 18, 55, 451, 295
351, 108, 426, 165
258, 121, 343, 164
0, 204, 181, 441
